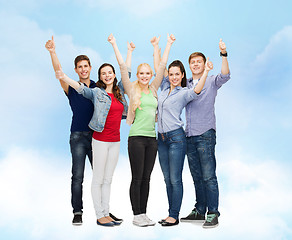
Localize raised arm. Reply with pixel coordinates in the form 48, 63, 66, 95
194, 58, 213, 94
151, 34, 176, 90
126, 41, 135, 70
45, 36, 69, 93
108, 33, 132, 95
219, 38, 230, 75
150, 36, 161, 74
55, 65, 80, 90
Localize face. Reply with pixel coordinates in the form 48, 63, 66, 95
99, 66, 116, 86
137, 65, 153, 86
169, 66, 184, 88
74, 60, 92, 80
189, 56, 205, 76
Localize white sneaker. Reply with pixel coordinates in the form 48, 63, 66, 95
133, 214, 149, 227
141, 214, 156, 226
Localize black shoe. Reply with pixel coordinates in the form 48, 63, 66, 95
72, 214, 83, 226
161, 219, 179, 227
158, 219, 166, 224
180, 208, 205, 223
202, 213, 219, 228
109, 213, 123, 223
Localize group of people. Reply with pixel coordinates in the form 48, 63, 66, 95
45, 33, 230, 229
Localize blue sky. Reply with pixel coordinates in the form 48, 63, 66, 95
0, 0, 292, 239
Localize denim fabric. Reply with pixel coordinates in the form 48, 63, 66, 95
76, 81, 128, 132
186, 129, 220, 216
158, 127, 186, 219
70, 131, 93, 213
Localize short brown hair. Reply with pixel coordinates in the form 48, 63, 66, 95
188, 52, 206, 64
74, 55, 91, 68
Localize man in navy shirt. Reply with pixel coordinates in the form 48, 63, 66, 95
45, 36, 122, 225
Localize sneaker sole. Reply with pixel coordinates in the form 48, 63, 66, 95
180, 219, 205, 223
72, 222, 83, 226
202, 223, 219, 228
133, 222, 149, 227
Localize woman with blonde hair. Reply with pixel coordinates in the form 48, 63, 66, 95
108, 33, 175, 227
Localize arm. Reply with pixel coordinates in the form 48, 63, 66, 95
45, 36, 69, 94
194, 58, 213, 94
219, 38, 230, 75
151, 34, 176, 90
55, 65, 80, 90
125, 41, 135, 70
108, 33, 132, 95
150, 36, 161, 74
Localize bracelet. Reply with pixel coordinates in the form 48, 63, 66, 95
220, 52, 228, 57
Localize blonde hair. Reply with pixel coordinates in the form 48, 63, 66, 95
131, 63, 153, 112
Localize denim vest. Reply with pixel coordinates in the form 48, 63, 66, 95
76, 81, 128, 132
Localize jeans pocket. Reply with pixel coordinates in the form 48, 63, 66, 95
169, 132, 186, 143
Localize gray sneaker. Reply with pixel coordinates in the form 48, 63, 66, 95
180, 208, 205, 223
202, 213, 219, 228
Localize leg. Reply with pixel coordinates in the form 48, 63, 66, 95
70, 132, 90, 214
140, 137, 157, 214
186, 136, 207, 215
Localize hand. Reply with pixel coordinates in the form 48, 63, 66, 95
55, 64, 65, 80
219, 38, 227, 53
150, 36, 160, 46
205, 57, 213, 71
45, 35, 55, 53
127, 41, 136, 51
167, 34, 176, 44
107, 33, 116, 44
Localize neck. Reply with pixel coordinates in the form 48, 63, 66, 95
192, 73, 203, 81
138, 82, 149, 91
80, 78, 91, 87
105, 84, 113, 93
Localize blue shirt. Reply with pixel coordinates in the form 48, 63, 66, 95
157, 76, 198, 133
185, 73, 231, 137
66, 80, 96, 132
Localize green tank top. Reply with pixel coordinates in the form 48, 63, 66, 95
129, 89, 157, 137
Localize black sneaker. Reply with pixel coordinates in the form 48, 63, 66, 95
202, 213, 219, 228
72, 214, 83, 226
180, 208, 205, 223
109, 213, 123, 223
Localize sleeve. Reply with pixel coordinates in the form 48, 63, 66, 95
160, 76, 170, 91
76, 83, 95, 100
120, 62, 132, 96
150, 61, 167, 91
183, 87, 199, 104
214, 72, 231, 89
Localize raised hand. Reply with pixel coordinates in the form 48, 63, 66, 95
219, 38, 227, 53
45, 36, 55, 53
205, 57, 213, 71
127, 41, 136, 52
167, 34, 176, 44
108, 33, 116, 45
150, 36, 160, 46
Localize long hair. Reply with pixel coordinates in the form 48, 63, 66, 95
131, 63, 154, 112
97, 63, 123, 102
168, 60, 187, 87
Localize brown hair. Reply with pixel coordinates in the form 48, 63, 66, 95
168, 60, 187, 87
97, 63, 123, 102
188, 52, 206, 64
74, 55, 91, 68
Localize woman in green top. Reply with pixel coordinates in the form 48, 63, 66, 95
108, 33, 175, 227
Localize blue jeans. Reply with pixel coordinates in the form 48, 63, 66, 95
186, 129, 220, 216
70, 131, 93, 214
158, 127, 186, 220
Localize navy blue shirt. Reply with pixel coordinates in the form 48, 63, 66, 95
66, 80, 96, 132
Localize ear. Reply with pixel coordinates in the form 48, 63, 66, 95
182, 72, 185, 78
74, 68, 77, 73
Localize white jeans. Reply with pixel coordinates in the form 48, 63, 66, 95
91, 139, 120, 219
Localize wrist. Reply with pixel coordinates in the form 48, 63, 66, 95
220, 51, 227, 57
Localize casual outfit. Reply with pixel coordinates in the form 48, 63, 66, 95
157, 76, 199, 221
66, 80, 96, 217
119, 61, 166, 226
184, 72, 230, 227
76, 82, 128, 221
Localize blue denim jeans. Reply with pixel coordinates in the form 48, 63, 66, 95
158, 127, 186, 220
70, 131, 93, 213
186, 129, 220, 216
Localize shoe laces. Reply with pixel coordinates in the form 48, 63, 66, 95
206, 214, 216, 222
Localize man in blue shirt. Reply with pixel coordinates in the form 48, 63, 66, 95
181, 39, 230, 228
45, 36, 122, 225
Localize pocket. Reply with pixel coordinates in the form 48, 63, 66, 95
169, 132, 186, 143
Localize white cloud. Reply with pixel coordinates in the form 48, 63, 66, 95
75, 0, 191, 18
0, 147, 292, 239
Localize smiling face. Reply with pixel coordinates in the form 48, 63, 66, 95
189, 56, 205, 77
136, 64, 153, 86
169, 66, 184, 88
74, 60, 92, 81
99, 65, 116, 87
